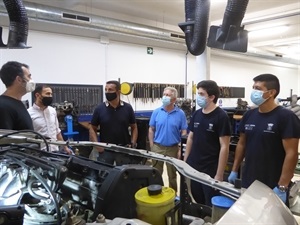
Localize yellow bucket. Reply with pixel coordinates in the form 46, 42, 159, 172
135, 184, 175, 225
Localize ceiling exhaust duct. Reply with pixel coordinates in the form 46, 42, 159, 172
0, 0, 29, 48
0, 1, 298, 65
0, 1, 184, 45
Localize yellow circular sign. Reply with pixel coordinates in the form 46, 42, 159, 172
121, 82, 133, 95
192, 84, 197, 94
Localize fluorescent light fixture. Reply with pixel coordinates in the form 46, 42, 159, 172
248, 25, 289, 38
273, 39, 300, 47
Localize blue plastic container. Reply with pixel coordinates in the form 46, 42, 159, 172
211, 196, 235, 223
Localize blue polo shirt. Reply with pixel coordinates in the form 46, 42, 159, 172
149, 106, 187, 146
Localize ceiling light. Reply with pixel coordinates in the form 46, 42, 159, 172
248, 25, 289, 38
273, 39, 300, 47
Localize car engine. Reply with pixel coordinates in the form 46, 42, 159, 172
0, 146, 163, 225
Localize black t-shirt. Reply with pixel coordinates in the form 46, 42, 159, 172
187, 107, 231, 176
0, 95, 33, 130
239, 106, 300, 189
90, 101, 136, 145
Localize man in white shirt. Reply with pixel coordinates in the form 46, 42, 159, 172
28, 84, 72, 154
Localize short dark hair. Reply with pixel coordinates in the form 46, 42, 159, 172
197, 80, 220, 103
106, 80, 121, 91
0, 61, 25, 87
253, 74, 280, 98
22, 63, 29, 69
33, 84, 51, 98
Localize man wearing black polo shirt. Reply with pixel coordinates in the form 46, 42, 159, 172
89, 80, 138, 165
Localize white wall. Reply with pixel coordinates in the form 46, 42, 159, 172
211, 56, 299, 107
0, 29, 299, 111
106, 42, 191, 111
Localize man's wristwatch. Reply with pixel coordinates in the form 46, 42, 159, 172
277, 185, 288, 192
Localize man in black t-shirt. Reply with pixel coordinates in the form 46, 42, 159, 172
184, 80, 231, 206
89, 80, 138, 165
0, 61, 35, 130
228, 74, 300, 207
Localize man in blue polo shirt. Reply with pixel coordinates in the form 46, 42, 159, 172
89, 80, 138, 165
148, 87, 188, 192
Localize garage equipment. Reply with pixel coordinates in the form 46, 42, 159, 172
63, 114, 79, 139
135, 184, 175, 225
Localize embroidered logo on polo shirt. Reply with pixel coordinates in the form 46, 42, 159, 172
264, 123, 275, 133
245, 124, 255, 130
206, 123, 214, 132
194, 122, 199, 128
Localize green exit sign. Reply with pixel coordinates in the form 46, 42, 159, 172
147, 47, 153, 55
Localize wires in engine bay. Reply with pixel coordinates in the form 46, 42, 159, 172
5, 151, 63, 225
0, 130, 50, 152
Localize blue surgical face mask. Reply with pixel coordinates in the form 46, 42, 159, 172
196, 95, 207, 108
162, 96, 171, 107
250, 89, 268, 106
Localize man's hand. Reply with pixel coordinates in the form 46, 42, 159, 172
177, 147, 181, 159
95, 146, 104, 153
228, 171, 238, 184
130, 142, 137, 148
214, 174, 223, 182
64, 146, 73, 155
273, 186, 287, 203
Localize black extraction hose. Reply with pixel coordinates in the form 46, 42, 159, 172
217, 0, 249, 42
181, 0, 210, 56
3, 0, 29, 48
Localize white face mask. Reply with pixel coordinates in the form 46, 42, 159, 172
25, 79, 36, 93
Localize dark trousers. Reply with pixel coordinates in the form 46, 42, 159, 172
190, 179, 219, 207
97, 150, 142, 166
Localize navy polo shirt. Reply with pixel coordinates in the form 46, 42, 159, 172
91, 101, 136, 145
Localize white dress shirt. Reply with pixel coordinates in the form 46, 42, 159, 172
28, 104, 61, 152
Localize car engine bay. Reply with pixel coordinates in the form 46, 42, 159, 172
0, 130, 298, 225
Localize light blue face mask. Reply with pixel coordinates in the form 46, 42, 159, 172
250, 89, 268, 106
162, 96, 171, 107
196, 95, 207, 108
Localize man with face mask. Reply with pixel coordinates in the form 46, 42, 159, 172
89, 80, 138, 165
148, 87, 188, 193
28, 84, 72, 154
183, 80, 231, 206
228, 74, 300, 207
0, 61, 34, 130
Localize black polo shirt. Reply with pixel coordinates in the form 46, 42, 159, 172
91, 101, 136, 145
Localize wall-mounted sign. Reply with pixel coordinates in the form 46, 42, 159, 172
147, 47, 153, 55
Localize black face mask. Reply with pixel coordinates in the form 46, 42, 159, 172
41, 96, 53, 106
105, 92, 117, 101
